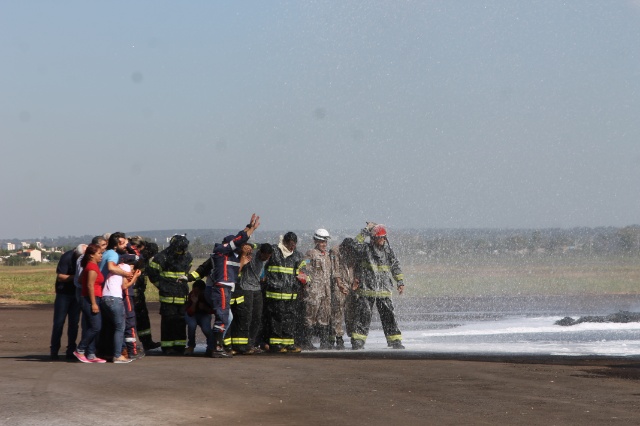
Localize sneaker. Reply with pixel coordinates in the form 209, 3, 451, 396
183, 347, 194, 356
208, 350, 232, 359
73, 351, 91, 363
391, 342, 405, 349
113, 356, 133, 364
87, 356, 107, 363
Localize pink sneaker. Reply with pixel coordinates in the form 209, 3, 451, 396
73, 351, 91, 363
87, 356, 107, 363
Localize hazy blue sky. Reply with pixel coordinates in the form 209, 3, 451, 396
2, 1, 640, 239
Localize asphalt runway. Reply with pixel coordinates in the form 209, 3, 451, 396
2, 302, 640, 425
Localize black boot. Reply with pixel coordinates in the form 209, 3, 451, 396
300, 327, 316, 351
335, 336, 345, 350
319, 326, 334, 350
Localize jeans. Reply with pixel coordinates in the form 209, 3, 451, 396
185, 312, 212, 348
77, 296, 102, 357
101, 296, 125, 358
50, 292, 81, 355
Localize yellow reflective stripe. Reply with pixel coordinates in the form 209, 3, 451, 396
160, 271, 186, 279
394, 274, 404, 281
223, 337, 231, 345
270, 338, 285, 345
360, 261, 391, 272
148, 261, 160, 270
161, 341, 175, 347
356, 289, 392, 298
386, 334, 402, 342
138, 328, 151, 337
265, 291, 297, 300
267, 266, 295, 274
231, 338, 249, 344
159, 296, 187, 304
282, 338, 295, 345
355, 232, 366, 243
297, 260, 307, 269
174, 340, 187, 346
230, 296, 245, 305
352, 333, 367, 341
190, 271, 201, 280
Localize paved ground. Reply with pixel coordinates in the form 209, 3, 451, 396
2, 303, 640, 425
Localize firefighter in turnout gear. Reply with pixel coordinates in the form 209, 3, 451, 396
351, 223, 405, 350
301, 229, 334, 350
264, 232, 307, 353
147, 234, 193, 355
205, 214, 261, 358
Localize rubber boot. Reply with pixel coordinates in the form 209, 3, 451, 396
335, 336, 345, 350
301, 327, 316, 351
319, 326, 334, 350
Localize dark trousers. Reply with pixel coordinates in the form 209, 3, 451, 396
50, 292, 80, 356
351, 295, 402, 345
265, 297, 297, 349
230, 289, 263, 352
160, 302, 187, 352
123, 293, 139, 356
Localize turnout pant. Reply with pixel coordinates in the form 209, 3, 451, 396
351, 294, 402, 346
230, 289, 263, 352
134, 287, 155, 348
160, 302, 187, 353
265, 292, 298, 349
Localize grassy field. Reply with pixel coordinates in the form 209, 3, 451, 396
1, 255, 638, 304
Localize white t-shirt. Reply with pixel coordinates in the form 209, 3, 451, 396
102, 263, 131, 298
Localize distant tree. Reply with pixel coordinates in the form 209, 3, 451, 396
4, 256, 28, 266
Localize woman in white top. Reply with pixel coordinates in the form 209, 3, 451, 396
101, 262, 141, 363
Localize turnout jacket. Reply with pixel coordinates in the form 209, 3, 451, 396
264, 244, 306, 299
147, 249, 193, 303
211, 230, 250, 290
353, 233, 404, 297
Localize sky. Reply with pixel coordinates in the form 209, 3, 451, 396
2, 1, 640, 239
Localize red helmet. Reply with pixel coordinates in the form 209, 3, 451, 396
371, 224, 387, 238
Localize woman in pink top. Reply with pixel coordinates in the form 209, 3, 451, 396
74, 244, 106, 363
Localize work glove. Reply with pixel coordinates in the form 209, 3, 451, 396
177, 275, 189, 283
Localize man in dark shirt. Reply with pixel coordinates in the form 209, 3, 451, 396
50, 244, 85, 360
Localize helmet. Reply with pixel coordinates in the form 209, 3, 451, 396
313, 228, 331, 241
371, 224, 387, 238
169, 234, 189, 252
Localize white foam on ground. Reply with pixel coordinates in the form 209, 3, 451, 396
359, 317, 640, 356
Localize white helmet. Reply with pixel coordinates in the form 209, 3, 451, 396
313, 228, 331, 241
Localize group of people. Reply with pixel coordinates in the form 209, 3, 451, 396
49, 215, 406, 363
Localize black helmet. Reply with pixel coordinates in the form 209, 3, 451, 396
169, 234, 189, 252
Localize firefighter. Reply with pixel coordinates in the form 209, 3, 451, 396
329, 238, 356, 350
351, 223, 405, 350
264, 232, 307, 353
207, 214, 261, 358
147, 234, 192, 355
301, 229, 334, 350
134, 241, 161, 351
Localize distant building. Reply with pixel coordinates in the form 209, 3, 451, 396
3, 242, 15, 251
20, 249, 42, 263
21, 242, 30, 249
35, 242, 43, 249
